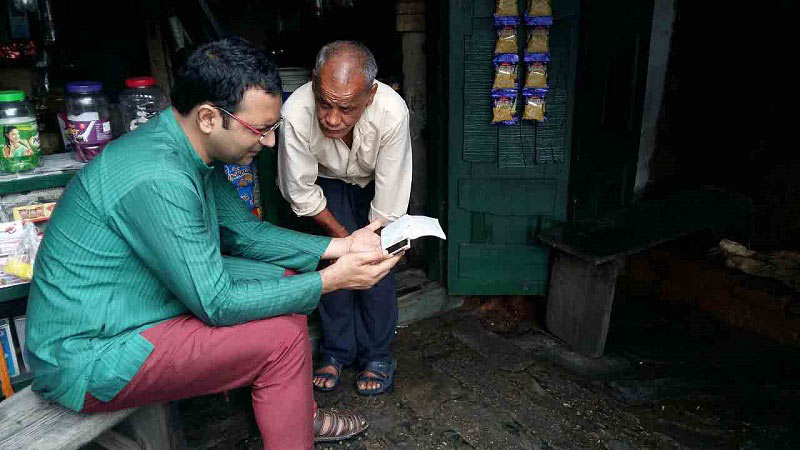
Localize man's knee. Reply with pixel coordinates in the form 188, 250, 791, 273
252, 314, 309, 347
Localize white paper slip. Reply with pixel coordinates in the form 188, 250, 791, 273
381, 215, 446, 255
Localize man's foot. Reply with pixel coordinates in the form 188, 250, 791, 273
313, 355, 344, 392
356, 360, 396, 396
313, 365, 340, 391
313, 409, 369, 443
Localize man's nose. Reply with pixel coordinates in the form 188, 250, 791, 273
325, 109, 342, 127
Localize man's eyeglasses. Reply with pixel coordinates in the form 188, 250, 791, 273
215, 106, 282, 146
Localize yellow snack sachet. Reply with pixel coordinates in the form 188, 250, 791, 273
525, 62, 548, 88
496, 0, 519, 16
494, 26, 518, 54
527, 27, 550, 53
528, 0, 552, 16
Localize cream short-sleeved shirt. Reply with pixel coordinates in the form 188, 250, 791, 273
277, 80, 412, 224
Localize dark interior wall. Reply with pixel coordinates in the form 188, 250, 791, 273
207, 0, 403, 83
649, 0, 794, 249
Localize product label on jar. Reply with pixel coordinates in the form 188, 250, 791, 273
66, 119, 112, 146
1, 119, 41, 173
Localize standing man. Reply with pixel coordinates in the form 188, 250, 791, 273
26, 37, 399, 449
278, 41, 412, 395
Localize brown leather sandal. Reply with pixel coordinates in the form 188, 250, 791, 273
313, 408, 369, 443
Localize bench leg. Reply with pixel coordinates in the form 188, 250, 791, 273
546, 251, 621, 358
117, 402, 187, 450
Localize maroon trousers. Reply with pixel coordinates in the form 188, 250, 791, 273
82, 313, 316, 449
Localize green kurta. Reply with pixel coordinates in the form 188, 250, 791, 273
26, 109, 330, 411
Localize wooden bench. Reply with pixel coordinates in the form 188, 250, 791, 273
538, 187, 751, 358
0, 386, 184, 450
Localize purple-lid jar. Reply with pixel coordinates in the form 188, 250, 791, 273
64, 81, 112, 162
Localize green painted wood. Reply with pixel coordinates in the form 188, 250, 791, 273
458, 179, 556, 216
0, 172, 75, 196
539, 187, 752, 264
447, 0, 579, 295
0, 284, 29, 304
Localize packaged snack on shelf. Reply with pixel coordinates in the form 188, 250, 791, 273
492, 61, 519, 94
223, 163, 257, 210
526, 27, 550, 54
524, 47, 550, 64
491, 92, 519, 125
525, 0, 553, 26
494, 26, 518, 55
525, 62, 549, 89
2, 221, 39, 280
12, 202, 56, 222
494, 0, 520, 26
523, 94, 546, 122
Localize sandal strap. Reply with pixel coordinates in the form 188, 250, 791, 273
358, 360, 396, 381
314, 409, 367, 439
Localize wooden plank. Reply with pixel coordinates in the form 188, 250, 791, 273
545, 252, 620, 357
538, 187, 751, 264
117, 403, 185, 450
458, 179, 556, 216
0, 283, 29, 304
0, 387, 136, 450
95, 430, 142, 450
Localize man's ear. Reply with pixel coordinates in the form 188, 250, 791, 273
196, 105, 217, 135
365, 82, 378, 107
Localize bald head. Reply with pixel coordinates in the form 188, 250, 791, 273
311, 41, 380, 141
313, 41, 378, 93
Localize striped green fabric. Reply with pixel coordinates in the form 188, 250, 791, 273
25, 110, 330, 411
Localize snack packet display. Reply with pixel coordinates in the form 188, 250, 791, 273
492, 62, 519, 93
224, 163, 257, 210
525, 62, 548, 88
494, 0, 520, 26
491, 93, 519, 125
525, 0, 553, 26
522, 94, 546, 122
2, 221, 39, 280
526, 27, 549, 54
494, 26, 518, 55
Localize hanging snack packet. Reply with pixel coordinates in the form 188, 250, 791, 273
492, 61, 519, 94
526, 27, 550, 54
526, 0, 553, 26
494, 0, 520, 26
525, 62, 548, 89
491, 93, 519, 125
523, 94, 546, 122
494, 26, 518, 55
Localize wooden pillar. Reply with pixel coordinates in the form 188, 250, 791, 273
397, 0, 428, 263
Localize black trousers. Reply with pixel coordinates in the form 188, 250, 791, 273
316, 177, 397, 367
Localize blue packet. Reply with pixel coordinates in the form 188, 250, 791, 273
493, 53, 520, 64
492, 61, 519, 94
494, 15, 521, 27
522, 94, 546, 122
491, 92, 519, 125
525, 0, 553, 26
524, 52, 550, 63
522, 87, 549, 98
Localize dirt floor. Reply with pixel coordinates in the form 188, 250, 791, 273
177, 280, 800, 450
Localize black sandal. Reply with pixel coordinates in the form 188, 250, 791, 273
356, 360, 396, 396
313, 409, 369, 443
313, 355, 343, 392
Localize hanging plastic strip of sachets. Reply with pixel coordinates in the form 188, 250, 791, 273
526, 0, 553, 26
492, 0, 520, 125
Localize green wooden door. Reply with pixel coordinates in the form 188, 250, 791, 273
447, 0, 579, 295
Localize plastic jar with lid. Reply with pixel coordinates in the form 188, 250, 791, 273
65, 81, 112, 162
0, 90, 41, 173
119, 76, 170, 133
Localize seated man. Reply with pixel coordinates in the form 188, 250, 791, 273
25, 37, 401, 449
278, 41, 412, 396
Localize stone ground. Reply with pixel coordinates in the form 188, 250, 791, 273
177, 282, 800, 449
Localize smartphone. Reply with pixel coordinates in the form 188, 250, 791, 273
385, 238, 410, 256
